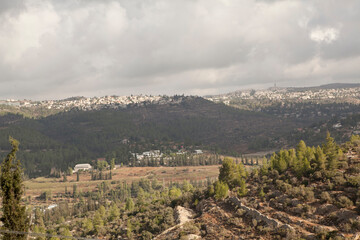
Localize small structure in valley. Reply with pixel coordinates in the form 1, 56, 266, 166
194, 149, 203, 154
74, 163, 92, 172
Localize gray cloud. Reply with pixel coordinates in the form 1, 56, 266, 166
0, 0, 359, 100
0, 0, 25, 14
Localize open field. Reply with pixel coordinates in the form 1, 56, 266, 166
24, 165, 222, 197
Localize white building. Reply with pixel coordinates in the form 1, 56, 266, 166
74, 163, 92, 172
194, 149, 203, 154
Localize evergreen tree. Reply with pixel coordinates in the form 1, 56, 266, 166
125, 198, 134, 211
219, 157, 247, 189
277, 151, 288, 173
296, 140, 307, 161
67, 167, 73, 176
0, 137, 29, 240
108, 203, 120, 221
302, 157, 311, 175
314, 146, 326, 170
260, 158, 269, 176
110, 158, 115, 170
73, 184, 78, 198
219, 158, 236, 187
214, 181, 229, 200
82, 218, 94, 233
33, 208, 46, 240
238, 178, 248, 197
287, 149, 297, 168
323, 132, 338, 171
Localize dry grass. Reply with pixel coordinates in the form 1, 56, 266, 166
24, 165, 221, 197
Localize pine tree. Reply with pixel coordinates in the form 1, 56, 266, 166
323, 132, 338, 170
214, 181, 229, 200
125, 198, 134, 211
0, 137, 29, 240
277, 151, 288, 173
73, 184, 78, 198
314, 146, 326, 170
260, 158, 269, 176
33, 208, 46, 240
219, 157, 249, 189
296, 140, 307, 161
110, 158, 115, 170
238, 178, 248, 197
108, 203, 120, 221
302, 157, 311, 174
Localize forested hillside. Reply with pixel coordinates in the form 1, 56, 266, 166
26, 134, 360, 239
0, 96, 358, 177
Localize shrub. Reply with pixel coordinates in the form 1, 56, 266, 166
338, 161, 348, 169
337, 196, 353, 208
304, 188, 315, 202
320, 192, 332, 203
141, 231, 153, 240
312, 171, 323, 180
333, 176, 346, 186
252, 219, 258, 227
303, 204, 315, 214
326, 179, 334, 190
236, 209, 246, 217
347, 175, 360, 187
259, 187, 265, 199
350, 219, 360, 231
347, 164, 360, 174
180, 222, 200, 236
340, 223, 352, 232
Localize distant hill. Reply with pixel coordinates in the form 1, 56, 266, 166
1, 95, 358, 178
289, 82, 360, 91
0, 97, 293, 177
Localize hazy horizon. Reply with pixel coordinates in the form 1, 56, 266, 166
0, 82, 358, 101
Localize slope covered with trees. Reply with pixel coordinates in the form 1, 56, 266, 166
0, 97, 291, 177
25, 134, 360, 239
0, 96, 357, 178
202, 134, 360, 239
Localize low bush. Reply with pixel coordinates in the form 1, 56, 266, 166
337, 196, 353, 208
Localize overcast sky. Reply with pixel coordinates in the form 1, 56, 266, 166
0, 0, 359, 100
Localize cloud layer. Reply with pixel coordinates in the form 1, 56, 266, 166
0, 0, 359, 99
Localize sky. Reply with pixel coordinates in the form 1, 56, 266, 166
0, 0, 359, 100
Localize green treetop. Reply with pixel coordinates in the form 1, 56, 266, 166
323, 132, 338, 171
0, 137, 29, 240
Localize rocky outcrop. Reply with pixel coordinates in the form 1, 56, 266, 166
228, 197, 294, 231
174, 206, 194, 225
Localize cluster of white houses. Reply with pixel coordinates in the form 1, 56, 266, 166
72, 149, 204, 170
132, 149, 204, 160
131, 150, 162, 160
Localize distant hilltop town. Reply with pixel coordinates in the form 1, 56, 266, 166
206, 85, 360, 105
0, 95, 188, 112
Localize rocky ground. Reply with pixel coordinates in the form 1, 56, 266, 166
156, 142, 360, 240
